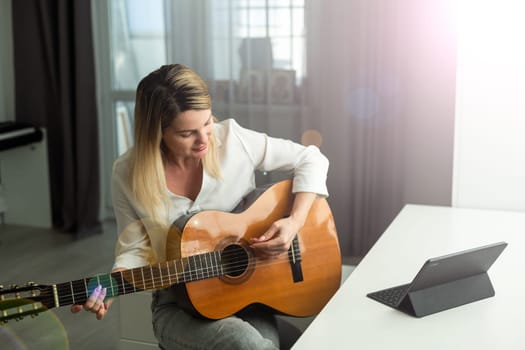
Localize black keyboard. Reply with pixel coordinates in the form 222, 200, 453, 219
0, 122, 43, 151
367, 283, 411, 307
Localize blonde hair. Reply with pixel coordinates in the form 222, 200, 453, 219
130, 64, 221, 220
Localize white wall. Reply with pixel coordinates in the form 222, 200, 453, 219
453, 0, 525, 211
1, 130, 52, 227
0, 0, 14, 122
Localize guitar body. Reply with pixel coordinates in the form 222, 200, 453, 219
169, 180, 342, 319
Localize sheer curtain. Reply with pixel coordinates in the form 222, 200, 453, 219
100, 0, 457, 258
304, 0, 457, 257
162, 0, 309, 183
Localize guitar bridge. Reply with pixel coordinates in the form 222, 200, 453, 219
288, 236, 303, 283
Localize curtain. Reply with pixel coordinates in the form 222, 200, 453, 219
12, 0, 101, 236
102, 0, 456, 258
156, 0, 456, 258
305, 0, 456, 257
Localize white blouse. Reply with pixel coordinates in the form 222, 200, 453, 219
111, 118, 329, 270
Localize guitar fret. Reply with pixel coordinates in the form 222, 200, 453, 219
122, 270, 137, 295
184, 257, 190, 282
208, 252, 212, 276
203, 254, 208, 279
211, 252, 218, 276
198, 255, 203, 280
216, 251, 221, 277
158, 263, 164, 287
181, 257, 187, 282
131, 268, 137, 291
73, 279, 88, 304
211, 251, 216, 276
208, 254, 212, 277
151, 264, 160, 289
70, 281, 75, 304
121, 269, 136, 294
190, 256, 198, 281
108, 271, 121, 297
193, 255, 198, 280
204, 253, 209, 278
194, 255, 200, 280
150, 265, 155, 289
131, 267, 139, 291
166, 261, 172, 286
179, 258, 185, 283
109, 274, 114, 295
173, 261, 177, 284
173, 260, 179, 284
55, 283, 66, 306
193, 256, 198, 281
56, 280, 79, 306
120, 271, 126, 294
184, 256, 194, 282
141, 266, 152, 290
216, 252, 220, 276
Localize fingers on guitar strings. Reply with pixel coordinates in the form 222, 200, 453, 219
85, 284, 107, 312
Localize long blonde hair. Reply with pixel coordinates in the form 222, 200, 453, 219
130, 64, 221, 219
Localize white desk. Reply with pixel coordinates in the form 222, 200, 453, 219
293, 205, 525, 349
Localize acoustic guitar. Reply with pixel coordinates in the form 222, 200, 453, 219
0, 180, 341, 323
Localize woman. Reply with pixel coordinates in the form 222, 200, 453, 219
72, 64, 329, 349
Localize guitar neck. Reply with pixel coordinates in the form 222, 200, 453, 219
54, 250, 224, 307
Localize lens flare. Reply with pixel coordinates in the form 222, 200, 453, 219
301, 130, 323, 147
1, 310, 69, 350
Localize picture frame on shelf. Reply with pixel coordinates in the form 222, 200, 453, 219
269, 69, 296, 104
209, 80, 231, 103
237, 69, 266, 104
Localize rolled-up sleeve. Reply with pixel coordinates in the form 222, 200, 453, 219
228, 119, 329, 197
111, 155, 154, 270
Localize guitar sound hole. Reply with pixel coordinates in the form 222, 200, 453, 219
222, 244, 249, 277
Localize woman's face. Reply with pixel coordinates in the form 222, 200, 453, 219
162, 109, 213, 161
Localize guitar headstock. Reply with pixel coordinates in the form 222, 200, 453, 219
0, 282, 55, 324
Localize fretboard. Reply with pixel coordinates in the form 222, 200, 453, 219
54, 250, 224, 307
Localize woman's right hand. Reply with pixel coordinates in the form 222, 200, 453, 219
70, 284, 113, 320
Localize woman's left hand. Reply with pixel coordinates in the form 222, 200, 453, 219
250, 216, 301, 258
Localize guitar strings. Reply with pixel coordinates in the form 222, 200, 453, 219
54, 247, 306, 305
55, 257, 296, 306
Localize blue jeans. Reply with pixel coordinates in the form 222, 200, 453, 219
151, 288, 279, 349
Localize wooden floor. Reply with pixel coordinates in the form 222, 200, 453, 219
0, 221, 120, 350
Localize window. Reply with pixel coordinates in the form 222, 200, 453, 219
210, 0, 305, 83
93, 0, 305, 214
110, 0, 167, 90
